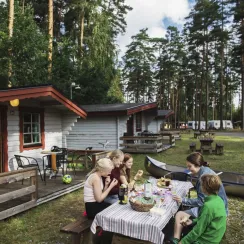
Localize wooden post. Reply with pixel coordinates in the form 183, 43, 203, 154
30, 168, 38, 200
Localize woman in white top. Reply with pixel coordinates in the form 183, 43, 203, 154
84, 158, 118, 219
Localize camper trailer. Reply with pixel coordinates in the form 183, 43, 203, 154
208, 120, 233, 130
188, 121, 206, 130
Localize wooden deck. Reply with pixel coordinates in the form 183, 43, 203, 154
0, 169, 86, 219
119, 136, 174, 153
120, 136, 164, 153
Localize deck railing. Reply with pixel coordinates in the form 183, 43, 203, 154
0, 167, 38, 220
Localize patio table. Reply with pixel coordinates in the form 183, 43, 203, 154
41, 151, 60, 171
91, 180, 193, 244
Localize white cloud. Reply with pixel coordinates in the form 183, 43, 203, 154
117, 0, 191, 57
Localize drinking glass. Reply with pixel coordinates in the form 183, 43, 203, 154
134, 183, 144, 192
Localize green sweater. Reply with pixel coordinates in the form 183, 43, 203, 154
181, 195, 226, 244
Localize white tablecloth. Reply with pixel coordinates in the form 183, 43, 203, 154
91, 181, 193, 244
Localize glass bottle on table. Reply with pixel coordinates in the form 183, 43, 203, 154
144, 180, 152, 199
118, 184, 128, 204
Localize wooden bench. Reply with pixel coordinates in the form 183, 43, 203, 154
60, 217, 93, 244
189, 142, 196, 152
215, 143, 224, 155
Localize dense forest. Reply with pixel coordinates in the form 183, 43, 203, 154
0, 0, 131, 104
0, 0, 243, 129
122, 0, 244, 129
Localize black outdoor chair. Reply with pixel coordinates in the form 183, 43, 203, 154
51, 145, 61, 152
59, 148, 77, 175
50, 146, 78, 175
14, 155, 44, 183
42, 153, 65, 184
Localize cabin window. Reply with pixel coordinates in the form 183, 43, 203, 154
23, 113, 41, 145
19, 108, 45, 152
136, 113, 142, 132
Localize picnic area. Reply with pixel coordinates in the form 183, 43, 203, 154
0, 133, 243, 244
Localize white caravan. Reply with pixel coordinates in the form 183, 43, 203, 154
208, 120, 233, 130
188, 121, 206, 130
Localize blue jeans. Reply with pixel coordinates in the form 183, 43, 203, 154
104, 195, 118, 204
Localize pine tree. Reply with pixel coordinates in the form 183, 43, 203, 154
122, 29, 155, 102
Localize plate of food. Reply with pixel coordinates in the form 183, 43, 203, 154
157, 177, 171, 188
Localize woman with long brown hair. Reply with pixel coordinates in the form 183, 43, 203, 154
172, 152, 228, 218
120, 153, 143, 190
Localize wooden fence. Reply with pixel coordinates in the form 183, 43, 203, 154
0, 167, 38, 220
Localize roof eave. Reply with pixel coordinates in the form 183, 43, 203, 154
127, 102, 157, 115
0, 86, 87, 119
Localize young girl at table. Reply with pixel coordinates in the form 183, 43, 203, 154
120, 153, 143, 190
84, 158, 118, 219
172, 152, 228, 218
172, 174, 227, 244
104, 149, 124, 204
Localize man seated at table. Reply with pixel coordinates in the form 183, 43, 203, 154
171, 174, 227, 244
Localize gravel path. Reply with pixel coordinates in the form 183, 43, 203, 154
215, 132, 244, 138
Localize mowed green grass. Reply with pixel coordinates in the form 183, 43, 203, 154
0, 133, 243, 244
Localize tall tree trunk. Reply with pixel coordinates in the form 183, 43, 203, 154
199, 42, 205, 130
241, 18, 244, 130
220, 47, 224, 129
205, 39, 209, 130
220, 0, 225, 130
167, 73, 170, 109
80, 10, 85, 52
48, 0, 53, 80
8, 0, 14, 87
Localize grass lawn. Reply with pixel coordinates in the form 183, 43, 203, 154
0, 134, 244, 244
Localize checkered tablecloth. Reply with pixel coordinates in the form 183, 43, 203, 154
91, 181, 193, 244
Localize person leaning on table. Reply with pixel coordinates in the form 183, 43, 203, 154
103, 149, 124, 204
171, 174, 227, 244
84, 158, 118, 219
172, 152, 228, 218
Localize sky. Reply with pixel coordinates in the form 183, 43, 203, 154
117, 0, 194, 58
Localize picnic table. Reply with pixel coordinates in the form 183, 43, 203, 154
199, 139, 214, 154
91, 180, 193, 244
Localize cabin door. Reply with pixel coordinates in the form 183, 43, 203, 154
0, 107, 7, 173
126, 116, 134, 136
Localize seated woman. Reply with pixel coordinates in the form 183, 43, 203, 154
172, 152, 228, 218
104, 149, 124, 204
172, 174, 227, 244
84, 158, 118, 219
120, 153, 143, 190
